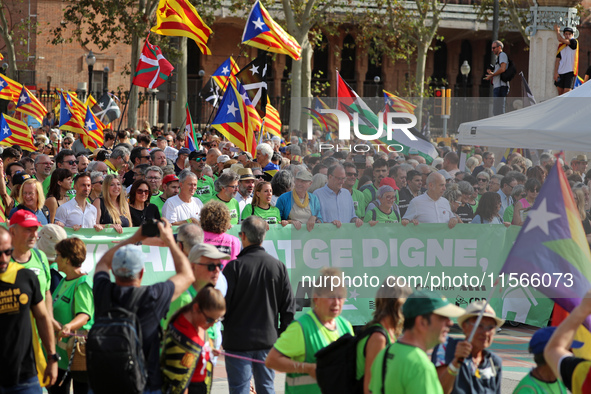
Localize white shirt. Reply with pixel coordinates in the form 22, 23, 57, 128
162, 194, 203, 223
235, 192, 253, 214
55, 198, 98, 228
402, 193, 454, 223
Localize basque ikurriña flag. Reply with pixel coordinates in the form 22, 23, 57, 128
500, 161, 591, 357
133, 37, 174, 89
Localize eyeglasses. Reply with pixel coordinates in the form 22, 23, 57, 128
140, 155, 151, 160
477, 178, 488, 182
136, 189, 150, 195
332, 176, 346, 181
146, 176, 162, 181
201, 309, 224, 325
346, 172, 358, 177
92, 180, 103, 185
38, 162, 52, 166
196, 262, 223, 272
255, 175, 265, 179
0, 248, 14, 256
64, 160, 78, 165
226, 185, 239, 189
63, 142, 72, 146
191, 157, 206, 162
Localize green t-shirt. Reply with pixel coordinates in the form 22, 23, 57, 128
161, 285, 217, 342
241, 204, 281, 225
214, 194, 240, 225
194, 176, 215, 204
369, 342, 443, 394
41, 176, 51, 197
274, 311, 354, 362
351, 188, 367, 219
503, 205, 515, 223
512, 371, 567, 393
52, 275, 94, 370
12, 249, 51, 298
150, 193, 167, 214
364, 207, 401, 223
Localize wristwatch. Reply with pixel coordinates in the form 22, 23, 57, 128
49, 353, 61, 362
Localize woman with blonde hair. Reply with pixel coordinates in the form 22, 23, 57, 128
92, 174, 131, 233
266, 267, 354, 393
357, 279, 411, 394
9, 178, 49, 224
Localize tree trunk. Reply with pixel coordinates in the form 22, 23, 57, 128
171, 37, 187, 131
289, 53, 302, 134
415, 40, 429, 129
289, 31, 313, 133
0, 6, 17, 80
127, 34, 141, 130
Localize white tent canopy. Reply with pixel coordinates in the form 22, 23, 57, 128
457, 81, 591, 151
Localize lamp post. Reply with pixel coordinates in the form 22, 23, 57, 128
86, 51, 96, 98
374, 76, 381, 98
197, 69, 205, 130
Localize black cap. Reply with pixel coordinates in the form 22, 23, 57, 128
564, 27, 574, 33
189, 150, 206, 160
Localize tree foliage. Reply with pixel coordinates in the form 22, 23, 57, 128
0, 0, 39, 79
474, 0, 530, 45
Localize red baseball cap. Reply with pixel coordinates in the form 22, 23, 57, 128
380, 177, 399, 191
162, 174, 180, 185
10, 210, 42, 228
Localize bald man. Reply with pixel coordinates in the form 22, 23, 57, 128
402, 172, 459, 229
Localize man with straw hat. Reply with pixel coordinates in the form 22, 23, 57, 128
432, 300, 504, 393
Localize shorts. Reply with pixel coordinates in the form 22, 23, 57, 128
555, 72, 575, 89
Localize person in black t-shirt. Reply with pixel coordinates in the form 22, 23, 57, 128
0, 226, 58, 391
92, 220, 194, 392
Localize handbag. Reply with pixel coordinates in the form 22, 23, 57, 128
66, 331, 87, 372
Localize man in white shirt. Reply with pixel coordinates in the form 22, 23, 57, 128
402, 172, 459, 229
235, 168, 255, 214
162, 169, 203, 225
55, 173, 98, 229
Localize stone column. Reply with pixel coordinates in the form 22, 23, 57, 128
526, 5, 580, 101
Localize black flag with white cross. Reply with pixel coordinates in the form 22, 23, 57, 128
236, 52, 268, 117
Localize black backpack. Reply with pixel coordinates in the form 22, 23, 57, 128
500, 57, 517, 82
87, 286, 149, 394
315, 325, 388, 394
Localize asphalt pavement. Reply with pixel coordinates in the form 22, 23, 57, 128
211, 323, 538, 393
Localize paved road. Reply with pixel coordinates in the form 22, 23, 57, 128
212, 324, 538, 393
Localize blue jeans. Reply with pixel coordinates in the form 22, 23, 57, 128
88, 389, 160, 394
0, 376, 42, 394
225, 349, 275, 394
493, 86, 509, 116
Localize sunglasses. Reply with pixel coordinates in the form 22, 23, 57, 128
92, 180, 104, 185
196, 262, 223, 272
140, 155, 151, 160
136, 189, 150, 195
346, 172, 358, 177
477, 178, 488, 182
191, 157, 206, 162
64, 160, 78, 165
0, 248, 13, 256
255, 175, 265, 179
201, 309, 224, 325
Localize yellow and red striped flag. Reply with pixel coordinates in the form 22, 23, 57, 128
241, 0, 301, 60
0, 74, 22, 101
383, 90, 416, 114
0, 113, 37, 152
263, 100, 281, 137
151, 0, 212, 55
15, 86, 47, 123
59, 91, 87, 135
212, 57, 240, 92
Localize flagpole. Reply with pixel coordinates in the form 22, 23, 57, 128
117, 84, 135, 133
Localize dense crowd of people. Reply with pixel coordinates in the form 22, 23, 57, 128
1, 124, 591, 394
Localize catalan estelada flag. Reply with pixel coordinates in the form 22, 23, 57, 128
211, 83, 255, 156
83, 106, 104, 150
383, 90, 416, 114
0, 74, 22, 101
15, 86, 47, 123
500, 161, 591, 359
59, 91, 86, 135
151, 0, 212, 55
241, 0, 301, 60
313, 97, 339, 133
212, 57, 240, 92
0, 113, 37, 152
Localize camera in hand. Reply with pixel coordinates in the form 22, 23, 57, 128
141, 218, 162, 237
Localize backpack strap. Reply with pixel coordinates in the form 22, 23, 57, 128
126, 286, 149, 314
362, 325, 390, 358
372, 208, 377, 222
32, 248, 50, 288
381, 344, 391, 394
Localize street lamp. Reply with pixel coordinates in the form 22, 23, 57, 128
373, 76, 381, 97
460, 60, 471, 97
197, 69, 205, 130
86, 51, 96, 98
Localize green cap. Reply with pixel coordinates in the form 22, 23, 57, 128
402, 289, 464, 320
